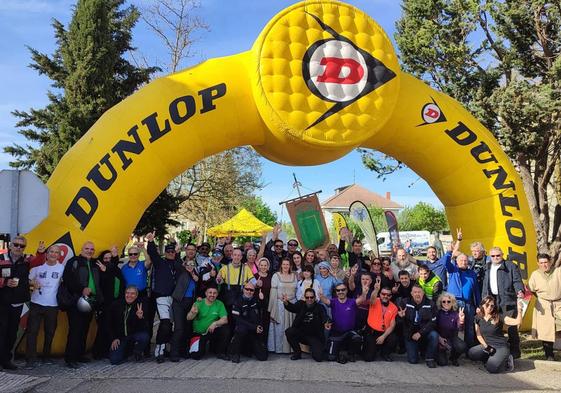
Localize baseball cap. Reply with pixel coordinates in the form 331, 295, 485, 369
165, 244, 176, 252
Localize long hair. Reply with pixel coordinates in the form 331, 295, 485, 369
299, 264, 315, 287
480, 295, 499, 322
97, 249, 111, 263
291, 251, 303, 272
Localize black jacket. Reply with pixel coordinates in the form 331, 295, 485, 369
147, 241, 177, 296
0, 252, 30, 305
62, 255, 103, 306
232, 294, 263, 334
99, 257, 125, 306
108, 298, 148, 340
172, 260, 196, 302
482, 260, 524, 315
402, 297, 437, 339
338, 239, 367, 269
264, 239, 286, 272
284, 300, 328, 338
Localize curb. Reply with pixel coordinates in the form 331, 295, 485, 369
516, 358, 561, 372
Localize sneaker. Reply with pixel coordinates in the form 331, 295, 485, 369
382, 354, 393, 362
505, 355, 514, 372
231, 355, 240, 364
348, 353, 356, 363
156, 355, 165, 364
24, 361, 37, 370
2, 361, 18, 371
65, 362, 79, 369
450, 358, 460, 367
77, 356, 91, 363
337, 353, 348, 364
216, 354, 230, 361
426, 360, 437, 368
290, 353, 302, 360
169, 356, 180, 363
134, 353, 143, 362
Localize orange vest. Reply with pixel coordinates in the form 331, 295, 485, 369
367, 298, 398, 332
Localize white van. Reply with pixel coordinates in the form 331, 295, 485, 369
376, 231, 431, 256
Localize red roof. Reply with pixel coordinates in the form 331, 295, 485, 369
321, 184, 402, 210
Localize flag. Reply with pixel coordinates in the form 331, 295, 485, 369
285, 193, 330, 250
384, 210, 401, 247
331, 212, 348, 242
349, 201, 380, 257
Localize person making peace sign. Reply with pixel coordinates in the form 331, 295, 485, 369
108, 286, 149, 365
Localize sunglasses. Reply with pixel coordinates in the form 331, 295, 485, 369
165, 250, 176, 253
274, 245, 283, 248
12, 243, 26, 248
484, 303, 495, 308
372, 262, 381, 265
336, 288, 347, 292
490, 254, 501, 257
288, 243, 298, 246
304, 296, 315, 299
380, 292, 392, 297
441, 300, 451, 304
129, 252, 139, 256
243, 287, 255, 292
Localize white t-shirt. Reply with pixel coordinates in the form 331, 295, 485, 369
490, 263, 501, 295
29, 263, 65, 307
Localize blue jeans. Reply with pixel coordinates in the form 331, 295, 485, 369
405, 330, 439, 363
457, 300, 475, 348
109, 332, 149, 365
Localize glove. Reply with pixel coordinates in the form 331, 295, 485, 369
483, 345, 496, 355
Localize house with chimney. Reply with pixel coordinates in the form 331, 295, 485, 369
321, 184, 402, 214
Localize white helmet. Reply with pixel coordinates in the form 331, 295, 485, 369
77, 296, 93, 313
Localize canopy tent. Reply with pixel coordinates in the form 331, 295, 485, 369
206, 209, 273, 237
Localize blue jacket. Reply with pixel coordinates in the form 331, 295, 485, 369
446, 258, 480, 306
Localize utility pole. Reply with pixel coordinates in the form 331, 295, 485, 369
292, 173, 302, 197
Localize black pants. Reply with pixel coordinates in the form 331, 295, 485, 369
285, 327, 324, 362
65, 307, 93, 363
437, 335, 466, 366
92, 304, 111, 359
543, 341, 554, 358
228, 328, 268, 361
170, 297, 194, 358
25, 303, 58, 361
326, 330, 363, 360
190, 326, 230, 360
0, 304, 22, 364
363, 329, 397, 361
141, 291, 154, 356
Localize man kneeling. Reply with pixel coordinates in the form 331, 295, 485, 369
187, 285, 229, 360
284, 288, 329, 362
228, 282, 268, 363
109, 286, 149, 365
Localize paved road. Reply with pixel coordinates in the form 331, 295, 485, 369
2, 354, 560, 393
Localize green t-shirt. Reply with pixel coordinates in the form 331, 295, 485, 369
192, 299, 227, 334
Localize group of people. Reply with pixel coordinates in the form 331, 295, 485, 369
0, 227, 559, 375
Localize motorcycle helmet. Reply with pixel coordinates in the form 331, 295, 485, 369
77, 295, 93, 313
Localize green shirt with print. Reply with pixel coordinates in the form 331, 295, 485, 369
192, 299, 227, 334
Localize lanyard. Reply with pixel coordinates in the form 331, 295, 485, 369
124, 304, 131, 336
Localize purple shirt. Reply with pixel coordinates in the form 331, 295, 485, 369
436, 309, 460, 339
330, 297, 357, 333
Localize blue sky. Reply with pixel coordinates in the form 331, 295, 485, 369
0, 0, 442, 219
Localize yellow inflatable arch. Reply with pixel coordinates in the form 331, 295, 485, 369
24, 0, 536, 344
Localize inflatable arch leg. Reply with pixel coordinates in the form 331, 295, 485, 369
24, 0, 536, 351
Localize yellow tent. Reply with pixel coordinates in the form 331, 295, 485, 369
206, 209, 273, 237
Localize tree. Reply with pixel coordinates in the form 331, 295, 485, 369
141, 0, 263, 240
173, 147, 263, 239
5, 0, 157, 180
398, 202, 449, 233
240, 196, 277, 226
363, 0, 560, 258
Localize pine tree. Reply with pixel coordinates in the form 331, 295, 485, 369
5, 0, 185, 238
